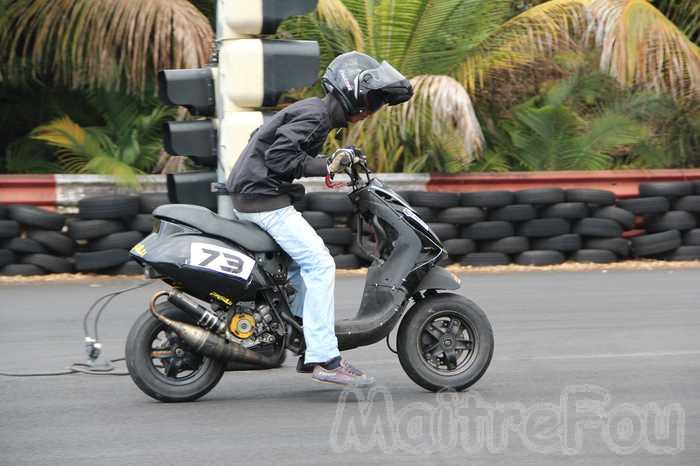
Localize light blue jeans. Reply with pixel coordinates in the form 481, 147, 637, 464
234, 206, 340, 364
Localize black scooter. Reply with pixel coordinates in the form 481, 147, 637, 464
125, 148, 493, 402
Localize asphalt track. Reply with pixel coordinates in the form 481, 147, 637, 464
0, 269, 698, 465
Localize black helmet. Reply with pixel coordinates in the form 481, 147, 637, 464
322, 51, 413, 117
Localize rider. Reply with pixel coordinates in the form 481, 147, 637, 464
227, 51, 413, 386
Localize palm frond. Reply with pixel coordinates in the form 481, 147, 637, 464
318, 0, 365, 50
0, 0, 213, 95
456, 0, 588, 93
653, 0, 700, 44
346, 74, 484, 171
586, 0, 700, 98
31, 117, 88, 149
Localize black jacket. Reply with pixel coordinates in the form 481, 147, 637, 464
227, 95, 347, 212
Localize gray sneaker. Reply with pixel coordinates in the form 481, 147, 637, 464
312, 359, 375, 387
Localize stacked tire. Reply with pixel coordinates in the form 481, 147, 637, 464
624, 181, 700, 261
68, 193, 168, 275
0, 205, 73, 276
298, 192, 364, 269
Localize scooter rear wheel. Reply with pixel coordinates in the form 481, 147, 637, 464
397, 293, 493, 392
125, 302, 226, 402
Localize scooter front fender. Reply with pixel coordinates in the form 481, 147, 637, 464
416, 266, 461, 291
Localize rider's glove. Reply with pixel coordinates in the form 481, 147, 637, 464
327, 148, 355, 175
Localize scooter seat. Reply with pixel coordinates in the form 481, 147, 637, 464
153, 204, 281, 252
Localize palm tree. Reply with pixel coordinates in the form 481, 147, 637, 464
2, 0, 699, 173
30, 92, 176, 186
283, 0, 700, 171
0, 0, 213, 95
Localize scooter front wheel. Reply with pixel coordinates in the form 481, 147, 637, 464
397, 293, 493, 392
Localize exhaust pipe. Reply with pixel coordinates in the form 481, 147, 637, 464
149, 291, 283, 368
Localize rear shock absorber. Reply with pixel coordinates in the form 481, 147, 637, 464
167, 290, 227, 334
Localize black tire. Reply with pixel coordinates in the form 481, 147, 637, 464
0, 204, 7, 219
139, 193, 170, 214
437, 207, 485, 225
541, 202, 589, 220
571, 249, 618, 264
515, 188, 565, 205
3, 237, 46, 254
333, 254, 362, 269
583, 237, 630, 257
460, 191, 514, 209
301, 211, 334, 229
531, 234, 582, 252
645, 211, 697, 233
317, 227, 354, 246
565, 189, 616, 205
21, 254, 74, 273
661, 245, 700, 261
393, 191, 415, 205
410, 192, 460, 208
396, 293, 493, 392
125, 303, 226, 402
617, 196, 669, 215
572, 218, 623, 238
592, 206, 635, 230
68, 219, 125, 240
130, 214, 155, 234
427, 223, 458, 241
480, 236, 529, 255
75, 249, 130, 272
27, 230, 75, 257
518, 218, 570, 238
104, 260, 145, 275
292, 195, 307, 211
0, 220, 20, 239
443, 239, 476, 256
412, 207, 438, 222
8, 205, 66, 231
0, 263, 46, 276
78, 195, 140, 220
306, 192, 353, 215
639, 181, 694, 199
461, 221, 514, 240
89, 231, 144, 251
515, 250, 565, 266
683, 229, 700, 246
438, 256, 455, 267
7, 205, 65, 231
673, 195, 700, 213
0, 249, 15, 267
460, 252, 510, 266
488, 204, 536, 222
630, 230, 681, 257
325, 244, 346, 256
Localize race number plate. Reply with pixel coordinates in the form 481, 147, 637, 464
189, 242, 255, 280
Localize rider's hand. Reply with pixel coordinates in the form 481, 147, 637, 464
327, 148, 355, 174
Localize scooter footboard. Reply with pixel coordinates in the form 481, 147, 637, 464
335, 283, 406, 351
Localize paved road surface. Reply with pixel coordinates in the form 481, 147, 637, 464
1, 269, 698, 465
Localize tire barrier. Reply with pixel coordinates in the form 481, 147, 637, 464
3, 181, 700, 275
300, 183, 700, 268
0, 193, 168, 276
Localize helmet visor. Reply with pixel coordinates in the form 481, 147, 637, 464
361, 62, 408, 90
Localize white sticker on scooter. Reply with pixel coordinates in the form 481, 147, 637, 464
189, 242, 255, 280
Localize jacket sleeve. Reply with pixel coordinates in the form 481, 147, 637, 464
263, 113, 329, 179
